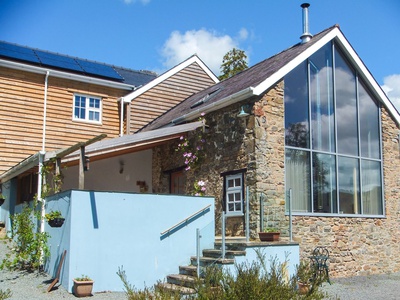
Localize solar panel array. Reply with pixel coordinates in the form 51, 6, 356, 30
0, 42, 123, 81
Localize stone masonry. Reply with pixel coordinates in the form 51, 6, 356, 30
152, 79, 400, 278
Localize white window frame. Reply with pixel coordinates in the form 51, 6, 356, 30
73, 93, 102, 124
225, 173, 244, 216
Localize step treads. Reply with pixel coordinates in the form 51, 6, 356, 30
158, 282, 196, 295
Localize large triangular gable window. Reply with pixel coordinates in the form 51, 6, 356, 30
284, 41, 383, 217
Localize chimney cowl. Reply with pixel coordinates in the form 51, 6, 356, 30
300, 3, 313, 43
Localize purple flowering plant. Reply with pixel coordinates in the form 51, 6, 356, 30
176, 113, 207, 195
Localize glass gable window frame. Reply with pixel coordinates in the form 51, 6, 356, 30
284, 42, 384, 217
73, 94, 102, 123
223, 172, 245, 216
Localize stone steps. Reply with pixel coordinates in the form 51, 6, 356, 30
162, 241, 246, 295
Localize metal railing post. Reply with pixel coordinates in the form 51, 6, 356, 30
196, 228, 201, 277
260, 193, 264, 232
221, 211, 226, 260
289, 189, 293, 242
245, 186, 250, 242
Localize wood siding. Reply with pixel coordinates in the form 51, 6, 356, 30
0, 67, 127, 173
129, 62, 216, 133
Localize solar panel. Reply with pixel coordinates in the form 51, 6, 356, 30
35, 50, 83, 72
77, 59, 123, 81
0, 42, 40, 64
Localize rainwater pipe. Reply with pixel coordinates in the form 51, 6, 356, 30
119, 97, 124, 137
39, 71, 49, 239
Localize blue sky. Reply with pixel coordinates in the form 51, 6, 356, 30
1, 0, 399, 110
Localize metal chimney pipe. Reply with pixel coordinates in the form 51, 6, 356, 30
300, 3, 312, 43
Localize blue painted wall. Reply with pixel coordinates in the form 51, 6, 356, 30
45, 190, 215, 293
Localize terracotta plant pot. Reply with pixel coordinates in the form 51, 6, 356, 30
297, 281, 311, 295
73, 279, 94, 297
48, 218, 65, 228
258, 231, 280, 241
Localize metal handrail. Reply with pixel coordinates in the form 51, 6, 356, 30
160, 204, 211, 236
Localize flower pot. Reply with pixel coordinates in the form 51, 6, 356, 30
297, 281, 311, 295
258, 231, 280, 241
48, 217, 65, 228
73, 279, 94, 297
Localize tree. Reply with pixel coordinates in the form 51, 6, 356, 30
218, 48, 248, 80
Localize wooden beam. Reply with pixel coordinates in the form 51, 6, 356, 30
79, 146, 85, 190
55, 134, 107, 159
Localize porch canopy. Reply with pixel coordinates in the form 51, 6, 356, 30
0, 120, 204, 183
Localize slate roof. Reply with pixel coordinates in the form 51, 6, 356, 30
0, 41, 157, 87
138, 26, 337, 132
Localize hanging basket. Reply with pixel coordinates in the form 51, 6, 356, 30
48, 218, 65, 228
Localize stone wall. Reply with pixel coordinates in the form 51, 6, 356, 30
152, 79, 400, 277
290, 108, 400, 277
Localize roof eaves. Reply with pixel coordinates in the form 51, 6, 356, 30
0, 59, 136, 91
123, 55, 219, 103
62, 120, 205, 163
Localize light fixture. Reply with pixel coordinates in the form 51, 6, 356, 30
237, 105, 250, 118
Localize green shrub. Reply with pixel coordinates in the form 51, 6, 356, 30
0, 201, 49, 272
0, 289, 12, 300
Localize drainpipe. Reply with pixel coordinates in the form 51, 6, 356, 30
39, 72, 49, 249
119, 97, 124, 137
42, 71, 50, 151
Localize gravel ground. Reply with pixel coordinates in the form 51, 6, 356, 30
1, 239, 400, 299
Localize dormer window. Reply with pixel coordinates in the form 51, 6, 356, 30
73, 94, 102, 123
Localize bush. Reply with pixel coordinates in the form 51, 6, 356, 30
0, 201, 49, 272
117, 251, 330, 300
0, 289, 12, 300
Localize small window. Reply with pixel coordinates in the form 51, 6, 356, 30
73, 94, 102, 123
224, 172, 244, 216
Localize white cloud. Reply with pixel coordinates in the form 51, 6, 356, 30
123, 0, 150, 5
161, 29, 248, 75
382, 74, 400, 112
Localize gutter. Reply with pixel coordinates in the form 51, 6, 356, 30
0, 59, 136, 91
171, 87, 255, 125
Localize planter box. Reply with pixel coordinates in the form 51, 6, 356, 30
258, 232, 280, 242
73, 279, 94, 297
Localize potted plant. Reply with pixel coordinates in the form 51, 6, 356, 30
296, 260, 314, 295
73, 275, 94, 297
45, 210, 65, 228
258, 227, 281, 241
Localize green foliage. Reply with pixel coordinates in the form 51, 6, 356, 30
44, 210, 62, 222
0, 289, 12, 300
74, 274, 92, 281
117, 252, 330, 300
117, 266, 180, 300
219, 48, 248, 81
263, 227, 280, 233
0, 201, 49, 272
296, 260, 315, 284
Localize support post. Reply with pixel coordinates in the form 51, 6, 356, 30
221, 211, 226, 260
289, 189, 293, 242
245, 186, 250, 242
196, 228, 201, 277
79, 146, 85, 190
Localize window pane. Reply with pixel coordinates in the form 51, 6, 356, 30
234, 178, 241, 186
313, 153, 337, 213
338, 156, 360, 214
359, 82, 380, 159
285, 61, 310, 148
285, 149, 311, 212
228, 179, 234, 188
361, 160, 382, 215
310, 44, 335, 152
335, 49, 358, 156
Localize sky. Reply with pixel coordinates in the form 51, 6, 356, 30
0, 0, 399, 111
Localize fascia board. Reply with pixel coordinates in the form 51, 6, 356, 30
123, 55, 219, 103
253, 28, 340, 96
0, 59, 136, 91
